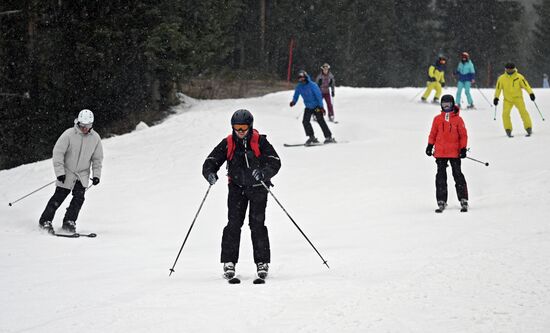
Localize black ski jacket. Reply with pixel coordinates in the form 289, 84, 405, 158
202, 132, 281, 188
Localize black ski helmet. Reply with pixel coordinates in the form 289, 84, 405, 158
231, 109, 254, 127
297, 70, 308, 81
505, 62, 516, 69
440, 94, 455, 112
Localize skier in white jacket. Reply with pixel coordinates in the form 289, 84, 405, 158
39, 109, 103, 233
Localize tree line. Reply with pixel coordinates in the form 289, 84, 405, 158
1, 0, 548, 169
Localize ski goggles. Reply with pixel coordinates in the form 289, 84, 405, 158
232, 124, 249, 132
441, 102, 453, 112
78, 122, 93, 129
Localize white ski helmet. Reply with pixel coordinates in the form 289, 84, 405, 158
77, 109, 94, 124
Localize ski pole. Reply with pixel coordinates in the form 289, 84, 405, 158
466, 156, 489, 166
8, 180, 56, 206
169, 184, 212, 276
533, 101, 546, 121
475, 85, 493, 107
259, 180, 330, 269
409, 88, 424, 102
493, 105, 497, 121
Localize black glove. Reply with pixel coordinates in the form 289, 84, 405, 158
57, 175, 66, 183
425, 144, 434, 156
92, 177, 100, 185
441, 82, 445, 87
429, 77, 436, 82
206, 173, 218, 185
460, 148, 467, 159
331, 91, 335, 98
252, 169, 264, 181
289, 101, 295, 107
530, 93, 535, 101
493, 98, 499, 106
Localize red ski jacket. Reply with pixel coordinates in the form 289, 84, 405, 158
428, 106, 468, 158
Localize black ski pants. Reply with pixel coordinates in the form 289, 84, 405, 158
435, 158, 468, 203
221, 183, 270, 264
302, 108, 332, 139
39, 181, 86, 223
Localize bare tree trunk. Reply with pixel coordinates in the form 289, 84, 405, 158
259, 0, 266, 70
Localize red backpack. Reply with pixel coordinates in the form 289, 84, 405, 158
226, 129, 261, 161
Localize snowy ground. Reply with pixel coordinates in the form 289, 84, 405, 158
1, 87, 549, 332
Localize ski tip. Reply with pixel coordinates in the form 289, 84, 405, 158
253, 278, 265, 284
87, 233, 97, 238
227, 277, 241, 284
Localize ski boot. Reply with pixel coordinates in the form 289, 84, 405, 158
324, 137, 336, 144
526, 128, 532, 137
467, 104, 475, 109
435, 201, 447, 213
39, 220, 54, 234
432, 97, 439, 104
256, 262, 269, 279
223, 262, 236, 279
62, 220, 76, 233
420, 97, 427, 103
460, 199, 469, 212
329, 116, 335, 122
505, 129, 513, 138
305, 136, 319, 146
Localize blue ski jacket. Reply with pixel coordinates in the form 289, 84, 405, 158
456, 60, 476, 82
291, 74, 324, 109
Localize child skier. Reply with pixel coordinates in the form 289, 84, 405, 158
425, 95, 469, 213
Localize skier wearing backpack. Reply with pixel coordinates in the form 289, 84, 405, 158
425, 95, 469, 213
290, 70, 335, 145
421, 56, 447, 103
202, 109, 281, 280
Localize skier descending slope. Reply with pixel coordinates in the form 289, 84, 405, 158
290, 70, 336, 145
425, 95, 469, 213
38, 109, 103, 234
202, 110, 281, 283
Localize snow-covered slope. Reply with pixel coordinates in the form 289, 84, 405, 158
1, 87, 549, 332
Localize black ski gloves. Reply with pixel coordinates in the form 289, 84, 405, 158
460, 148, 467, 159
441, 82, 445, 87
425, 144, 434, 156
289, 101, 296, 107
57, 175, 66, 183
207, 173, 218, 185
493, 98, 499, 106
252, 169, 264, 181
530, 93, 536, 101
92, 177, 100, 185
331, 91, 335, 98
429, 77, 436, 82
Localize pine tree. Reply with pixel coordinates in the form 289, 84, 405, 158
532, 0, 550, 84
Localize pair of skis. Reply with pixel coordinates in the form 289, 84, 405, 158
43, 228, 97, 238
226, 276, 266, 284
435, 205, 467, 213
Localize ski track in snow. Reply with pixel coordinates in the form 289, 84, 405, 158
1, 88, 550, 332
